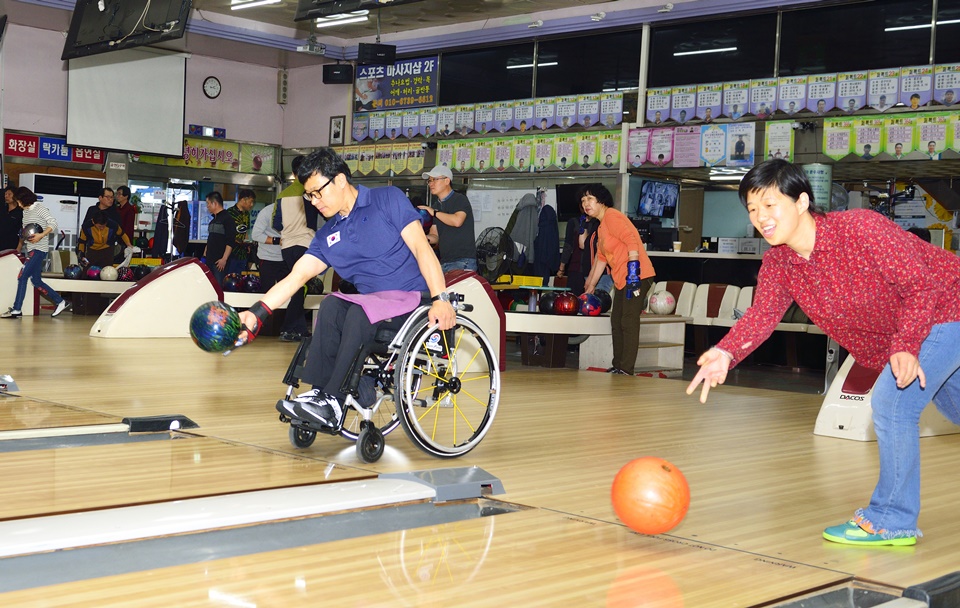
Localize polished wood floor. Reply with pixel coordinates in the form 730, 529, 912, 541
1, 313, 959, 606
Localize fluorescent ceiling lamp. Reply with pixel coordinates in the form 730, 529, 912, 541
315, 14, 369, 28
674, 46, 737, 57
885, 18, 960, 32
506, 61, 558, 70
709, 174, 746, 181
231, 0, 281, 9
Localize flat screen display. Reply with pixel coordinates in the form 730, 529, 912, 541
61, 0, 192, 60
555, 183, 600, 222
635, 179, 679, 219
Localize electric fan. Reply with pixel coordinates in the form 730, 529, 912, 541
475, 227, 515, 283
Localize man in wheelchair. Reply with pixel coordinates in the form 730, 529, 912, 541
237, 148, 456, 428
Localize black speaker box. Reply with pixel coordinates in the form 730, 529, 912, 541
357, 43, 396, 65
322, 64, 355, 84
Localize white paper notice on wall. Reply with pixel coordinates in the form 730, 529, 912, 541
718, 238, 738, 254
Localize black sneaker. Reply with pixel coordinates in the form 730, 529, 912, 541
293, 389, 342, 428
612, 368, 632, 376
605, 367, 618, 373
279, 332, 302, 342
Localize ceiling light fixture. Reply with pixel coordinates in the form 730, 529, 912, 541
709, 174, 746, 181
506, 61, 558, 70
231, 0, 281, 10
884, 19, 960, 32
674, 46, 737, 56
591, 12, 606, 22
528, 20, 543, 29
658, 3, 674, 13
315, 14, 369, 28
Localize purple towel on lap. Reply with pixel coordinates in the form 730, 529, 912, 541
330, 290, 422, 324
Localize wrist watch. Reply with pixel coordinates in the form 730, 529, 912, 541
431, 292, 451, 303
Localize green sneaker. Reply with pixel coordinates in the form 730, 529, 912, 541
823, 521, 916, 546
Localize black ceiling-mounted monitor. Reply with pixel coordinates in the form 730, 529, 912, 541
295, 0, 424, 21
61, 0, 193, 61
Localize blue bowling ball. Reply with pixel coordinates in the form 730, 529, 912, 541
189, 301, 243, 353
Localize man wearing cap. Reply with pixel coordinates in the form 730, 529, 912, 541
418, 165, 477, 273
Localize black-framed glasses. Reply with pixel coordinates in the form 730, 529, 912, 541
303, 177, 334, 202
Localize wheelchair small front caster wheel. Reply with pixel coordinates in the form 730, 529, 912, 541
356, 421, 385, 463
289, 424, 317, 449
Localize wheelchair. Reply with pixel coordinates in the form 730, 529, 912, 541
277, 291, 501, 463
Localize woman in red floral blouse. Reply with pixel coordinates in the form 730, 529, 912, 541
687, 159, 960, 547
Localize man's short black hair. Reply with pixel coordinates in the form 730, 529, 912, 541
738, 159, 824, 215
237, 188, 256, 201
91, 210, 108, 225
101, 187, 114, 197
206, 191, 224, 206
116, 185, 131, 198
577, 183, 613, 208
297, 148, 351, 185
291, 155, 306, 174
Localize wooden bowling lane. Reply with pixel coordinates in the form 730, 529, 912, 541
0, 507, 850, 607
0, 396, 118, 432
0, 435, 372, 521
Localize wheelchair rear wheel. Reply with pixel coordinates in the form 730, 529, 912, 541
394, 314, 500, 458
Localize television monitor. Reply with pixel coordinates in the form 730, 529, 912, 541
555, 182, 600, 222
635, 178, 679, 219
61, 0, 193, 61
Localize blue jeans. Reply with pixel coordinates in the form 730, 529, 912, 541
14, 250, 64, 310
857, 321, 960, 538
441, 258, 478, 273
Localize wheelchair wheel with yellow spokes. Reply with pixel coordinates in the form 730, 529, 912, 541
394, 315, 500, 458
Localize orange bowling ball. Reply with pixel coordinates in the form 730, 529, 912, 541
611, 457, 690, 535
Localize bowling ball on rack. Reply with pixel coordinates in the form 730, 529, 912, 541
116, 267, 135, 282
243, 274, 262, 293
595, 289, 613, 314
85, 266, 102, 280
611, 457, 690, 535
553, 292, 580, 315
222, 273, 244, 292
306, 276, 325, 295
648, 291, 677, 315
189, 301, 243, 354
63, 264, 83, 280
20, 223, 44, 240
578, 293, 602, 316
133, 265, 153, 280
135, 236, 150, 250
99, 265, 118, 281
538, 291, 558, 314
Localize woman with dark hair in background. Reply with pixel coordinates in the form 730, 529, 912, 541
556, 203, 587, 295
687, 159, 960, 547
0, 186, 23, 252
582, 184, 656, 375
